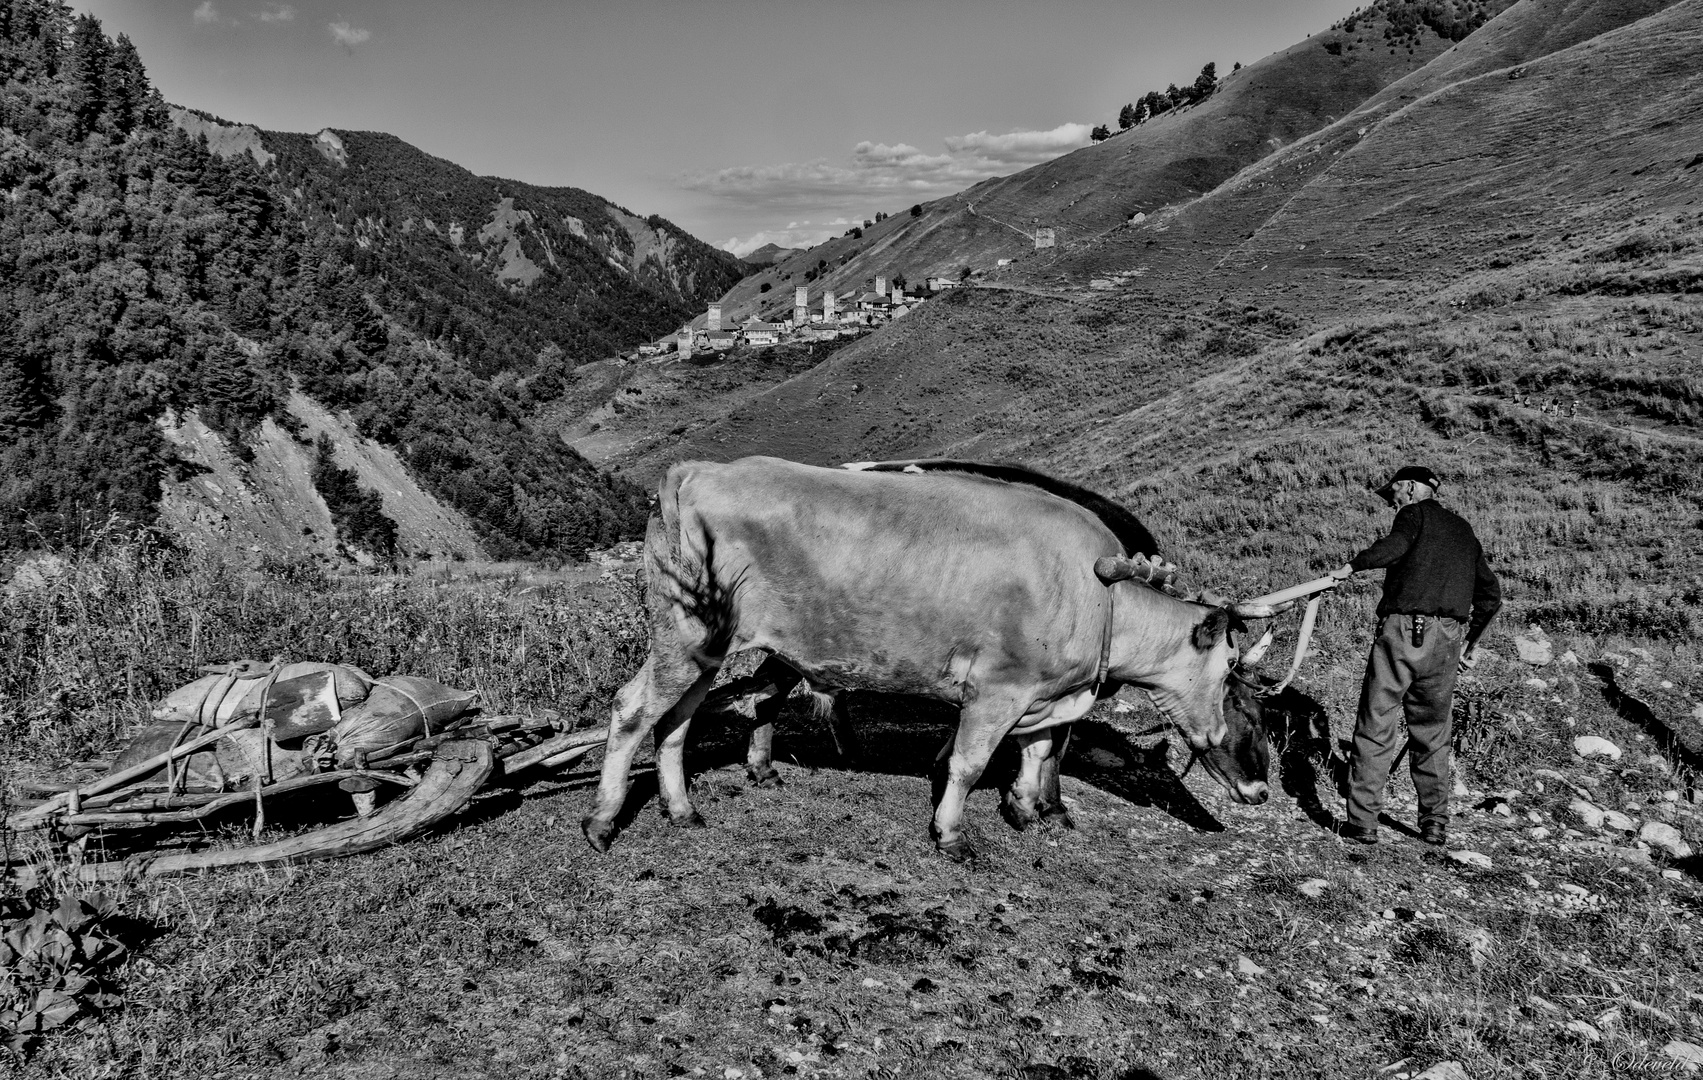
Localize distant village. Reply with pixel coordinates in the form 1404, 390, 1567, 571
627, 275, 962, 362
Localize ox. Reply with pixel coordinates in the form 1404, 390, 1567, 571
583, 456, 1277, 860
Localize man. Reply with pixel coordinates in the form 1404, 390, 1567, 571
1328, 466, 1502, 847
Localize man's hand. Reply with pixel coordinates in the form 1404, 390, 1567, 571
1460, 647, 1478, 669
1329, 564, 1355, 581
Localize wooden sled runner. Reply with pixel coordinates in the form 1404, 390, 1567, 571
5, 709, 611, 885
58, 739, 495, 883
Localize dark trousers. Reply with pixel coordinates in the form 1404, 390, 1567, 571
1346, 613, 1464, 831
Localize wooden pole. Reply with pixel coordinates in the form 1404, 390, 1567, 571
8, 720, 259, 831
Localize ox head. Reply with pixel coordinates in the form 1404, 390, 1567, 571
1192, 666, 1272, 805
1096, 555, 1280, 805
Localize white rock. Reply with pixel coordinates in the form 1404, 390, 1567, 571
1664, 869, 1684, 880
1236, 955, 1266, 977
1641, 821, 1694, 859
1662, 1041, 1703, 1071
1558, 883, 1589, 897
1573, 736, 1622, 761
1466, 928, 1495, 969
1559, 650, 1580, 666
1524, 677, 1550, 691
1692, 702, 1703, 721
1529, 827, 1551, 840
1601, 810, 1636, 833
1514, 634, 1553, 666
1448, 849, 1492, 869
1569, 799, 1605, 828
1414, 1063, 1472, 1080
1296, 878, 1330, 899
1594, 807, 1634, 831
1565, 1019, 1603, 1042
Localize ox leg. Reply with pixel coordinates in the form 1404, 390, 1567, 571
1037, 724, 1076, 829
583, 653, 718, 852
825, 694, 860, 764
743, 656, 803, 787
932, 694, 1026, 861
655, 692, 718, 828
1000, 730, 1053, 832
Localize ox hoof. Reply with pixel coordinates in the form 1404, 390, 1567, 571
1040, 805, 1076, 830
745, 765, 784, 788
935, 838, 976, 863
668, 809, 708, 830
582, 816, 616, 853
999, 796, 1040, 832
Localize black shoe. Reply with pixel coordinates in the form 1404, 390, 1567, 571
1339, 824, 1379, 845
1420, 821, 1448, 847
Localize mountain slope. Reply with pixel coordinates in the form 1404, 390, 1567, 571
707, 0, 1516, 328
255, 125, 742, 375
594, 0, 1703, 640
0, 2, 727, 560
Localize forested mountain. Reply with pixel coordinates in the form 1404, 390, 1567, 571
0, 0, 734, 559
256, 124, 742, 382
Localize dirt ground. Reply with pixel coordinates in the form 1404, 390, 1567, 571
23, 643, 1700, 1080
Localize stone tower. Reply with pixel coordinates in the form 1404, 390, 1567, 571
677, 331, 693, 361
1033, 228, 1055, 250
707, 303, 722, 331
875, 276, 887, 297
794, 286, 808, 326
824, 291, 836, 321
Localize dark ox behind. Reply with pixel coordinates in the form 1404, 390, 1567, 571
583, 456, 1273, 860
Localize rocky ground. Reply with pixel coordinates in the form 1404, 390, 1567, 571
10, 620, 1700, 1079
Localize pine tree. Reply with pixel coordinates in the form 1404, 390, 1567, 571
65, 12, 110, 138
1191, 62, 1218, 102
105, 33, 162, 134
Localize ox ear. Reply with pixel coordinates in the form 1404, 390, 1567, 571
1191, 608, 1231, 651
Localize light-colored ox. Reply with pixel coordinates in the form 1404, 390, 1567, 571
582, 456, 1276, 860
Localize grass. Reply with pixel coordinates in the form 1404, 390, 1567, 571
3, 532, 1701, 1078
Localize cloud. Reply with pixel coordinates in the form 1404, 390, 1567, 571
256, 4, 296, 22
943, 123, 1096, 164
193, 2, 222, 24
720, 225, 837, 258
679, 123, 1092, 212
328, 20, 371, 46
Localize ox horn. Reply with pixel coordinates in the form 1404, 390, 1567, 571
1240, 628, 1275, 666
1227, 598, 1294, 619
1095, 553, 1177, 588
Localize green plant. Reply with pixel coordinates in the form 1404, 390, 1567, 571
0, 893, 129, 1054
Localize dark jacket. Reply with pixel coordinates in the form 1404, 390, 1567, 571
1349, 499, 1503, 647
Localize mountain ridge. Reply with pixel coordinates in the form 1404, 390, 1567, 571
0, 2, 736, 562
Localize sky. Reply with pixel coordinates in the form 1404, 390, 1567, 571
79, 1, 1356, 255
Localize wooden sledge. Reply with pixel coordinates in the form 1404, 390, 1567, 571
5, 724, 611, 886
61, 739, 494, 883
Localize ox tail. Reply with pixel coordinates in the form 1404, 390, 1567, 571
650, 464, 742, 665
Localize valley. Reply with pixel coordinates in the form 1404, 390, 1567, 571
3, 0, 1702, 1076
